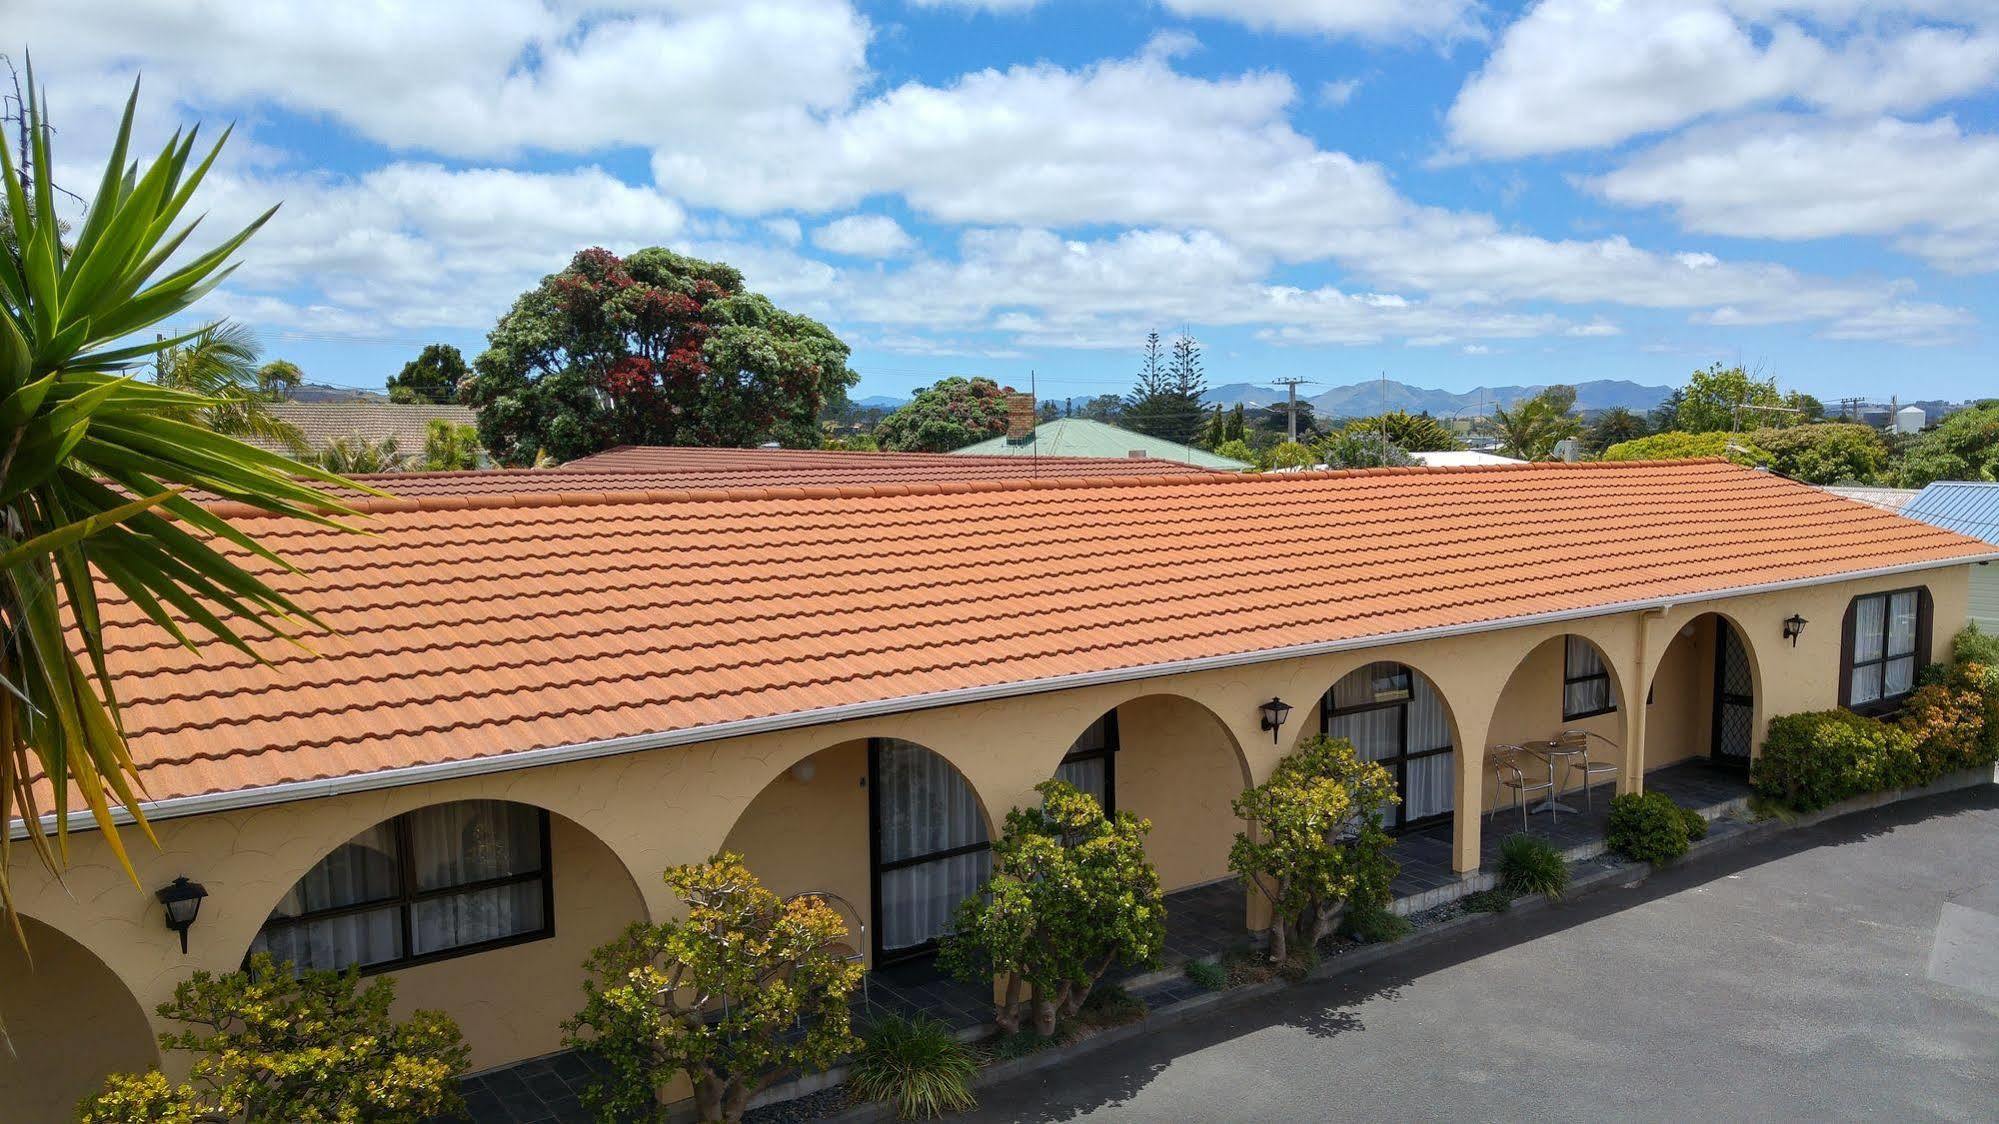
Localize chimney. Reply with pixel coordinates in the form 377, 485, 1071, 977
1129, 450, 1146, 458
1006, 392, 1037, 443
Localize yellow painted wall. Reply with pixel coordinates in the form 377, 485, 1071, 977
1485, 636, 1629, 808
1, 565, 1971, 1099
1111, 695, 1250, 892
721, 738, 875, 963
1643, 616, 1718, 770
0, 915, 159, 1121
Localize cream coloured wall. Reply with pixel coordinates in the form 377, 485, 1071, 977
0, 915, 159, 1121
1110, 695, 1251, 892
1485, 635, 1630, 807
721, 738, 876, 963
2, 565, 1971, 1098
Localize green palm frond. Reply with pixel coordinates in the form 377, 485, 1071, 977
153, 321, 306, 453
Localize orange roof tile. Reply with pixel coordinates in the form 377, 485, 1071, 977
60, 460, 1999, 817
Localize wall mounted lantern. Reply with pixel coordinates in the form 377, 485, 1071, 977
155, 876, 208, 954
1258, 697, 1293, 743
1782, 614, 1808, 647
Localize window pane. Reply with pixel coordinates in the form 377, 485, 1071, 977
412, 880, 546, 955
1404, 751, 1455, 821
1566, 636, 1605, 677
1887, 592, 1918, 657
1067, 714, 1113, 755
1056, 756, 1108, 810
1408, 674, 1453, 752
252, 905, 402, 971
268, 821, 400, 919
1852, 596, 1886, 663
407, 801, 543, 892
1851, 662, 1884, 705
880, 849, 990, 952
1565, 678, 1608, 718
1884, 655, 1917, 698
1328, 706, 1400, 762
877, 740, 988, 865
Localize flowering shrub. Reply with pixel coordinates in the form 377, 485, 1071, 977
1897, 662, 1994, 778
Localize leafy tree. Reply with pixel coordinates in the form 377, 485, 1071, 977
79, 953, 469, 1123
1676, 364, 1791, 433
1123, 332, 1206, 446
1342, 411, 1461, 452
0, 72, 361, 918
421, 420, 481, 471
152, 323, 305, 452
1076, 393, 1124, 423
1260, 440, 1317, 471
1582, 407, 1649, 455
1486, 385, 1581, 460
941, 781, 1165, 1037
386, 343, 467, 404
1602, 430, 1771, 466
464, 247, 856, 465
1746, 423, 1888, 484
822, 432, 879, 452
873, 376, 1016, 452
1200, 402, 1248, 448
253, 358, 301, 401
1648, 388, 1683, 433
1212, 438, 1254, 465
566, 855, 861, 1123
317, 437, 406, 474
1254, 399, 1318, 441
1895, 403, 1999, 486
1229, 735, 1400, 962
1316, 431, 1416, 469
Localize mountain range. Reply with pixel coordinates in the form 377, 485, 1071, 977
1203, 378, 1672, 418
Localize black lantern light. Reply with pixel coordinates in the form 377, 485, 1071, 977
1258, 697, 1293, 743
1782, 614, 1808, 647
155, 876, 208, 954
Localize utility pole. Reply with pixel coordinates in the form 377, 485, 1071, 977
1271, 377, 1311, 443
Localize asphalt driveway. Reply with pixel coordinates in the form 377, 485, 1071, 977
964, 786, 1999, 1122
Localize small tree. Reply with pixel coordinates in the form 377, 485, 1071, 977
566, 854, 861, 1123
316, 436, 406, 474
872, 376, 1016, 452
79, 954, 469, 1123
1260, 440, 1317, 471
1676, 363, 1789, 433
1316, 430, 1416, 469
422, 419, 482, 470
1583, 407, 1649, 455
940, 781, 1165, 1037
254, 358, 302, 401
1342, 411, 1461, 452
1486, 385, 1581, 460
1229, 735, 1400, 962
387, 342, 469, 404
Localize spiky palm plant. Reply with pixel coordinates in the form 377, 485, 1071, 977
0, 69, 364, 924
151, 321, 306, 452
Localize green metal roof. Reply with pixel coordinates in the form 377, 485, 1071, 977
952, 418, 1249, 469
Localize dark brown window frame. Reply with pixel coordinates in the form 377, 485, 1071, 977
249, 805, 555, 975
1839, 586, 1932, 717
1562, 637, 1618, 721
1057, 709, 1119, 816
1322, 665, 1453, 834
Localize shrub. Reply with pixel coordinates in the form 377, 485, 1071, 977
1681, 807, 1709, 841
1605, 791, 1699, 864
1753, 709, 1920, 812
1076, 983, 1147, 1029
1951, 623, 1999, 669
565, 854, 862, 1123
847, 1015, 978, 1121
1340, 904, 1413, 944
1229, 735, 1400, 963
1744, 423, 1889, 484
79, 953, 469, 1123
1602, 430, 1771, 467
1497, 833, 1569, 900
1899, 660, 1999, 778
941, 781, 1165, 1037
1184, 959, 1228, 991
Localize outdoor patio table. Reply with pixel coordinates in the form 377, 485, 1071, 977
1524, 739, 1586, 816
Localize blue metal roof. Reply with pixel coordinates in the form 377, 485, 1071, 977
1901, 481, 1999, 545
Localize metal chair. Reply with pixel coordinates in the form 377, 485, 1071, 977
1489, 744, 1555, 832
1557, 729, 1620, 813
786, 890, 868, 1005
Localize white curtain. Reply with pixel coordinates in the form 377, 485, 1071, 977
877, 740, 990, 952
1563, 636, 1614, 716
251, 821, 402, 969
1326, 664, 1455, 825
1405, 753, 1454, 821
1885, 591, 1919, 696
1852, 595, 1887, 703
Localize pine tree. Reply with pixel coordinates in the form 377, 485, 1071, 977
1125, 332, 1207, 446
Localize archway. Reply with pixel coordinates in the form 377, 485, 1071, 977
1055, 694, 1252, 892
1489, 634, 1631, 807
1313, 661, 1461, 832
245, 799, 646, 1071
724, 737, 995, 967
0, 915, 158, 1120
1645, 612, 1761, 773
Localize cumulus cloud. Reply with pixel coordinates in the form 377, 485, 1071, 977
1160, 0, 1481, 40
813, 215, 919, 257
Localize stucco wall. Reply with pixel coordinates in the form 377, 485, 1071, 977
1, 564, 1971, 1097
1112, 695, 1250, 892
0, 915, 159, 1121
721, 738, 876, 962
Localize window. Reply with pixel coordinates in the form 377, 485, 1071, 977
1322, 662, 1455, 831
1562, 637, 1616, 720
250, 800, 551, 973
1056, 712, 1118, 815
871, 740, 991, 962
1844, 588, 1927, 713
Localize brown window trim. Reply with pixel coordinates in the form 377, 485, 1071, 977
1839, 586, 1932, 718
250, 806, 555, 976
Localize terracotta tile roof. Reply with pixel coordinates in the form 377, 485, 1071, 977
244, 402, 480, 457
63, 460, 1998, 816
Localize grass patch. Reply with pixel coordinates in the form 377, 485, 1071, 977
849, 1015, 979, 1121
1184, 958, 1228, 992
1340, 905, 1413, 945
1075, 984, 1146, 1030
1461, 888, 1514, 914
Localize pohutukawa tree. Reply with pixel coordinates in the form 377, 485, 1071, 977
941, 781, 1165, 1037
565, 854, 862, 1123
464, 247, 857, 465
1229, 735, 1400, 962
871, 375, 1016, 452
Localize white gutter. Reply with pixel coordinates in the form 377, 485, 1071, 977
15, 551, 1998, 840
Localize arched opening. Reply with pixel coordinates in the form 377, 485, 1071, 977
1314, 661, 1460, 833
1055, 695, 1252, 893
724, 738, 994, 968
1646, 612, 1760, 773
0, 915, 158, 1120
246, 799, 646, 1071
1489, 634, 1631, 808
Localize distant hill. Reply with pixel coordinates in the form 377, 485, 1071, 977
853, 394, 908, 410
290, 382, 385, 403
1197, 378, 1670, 419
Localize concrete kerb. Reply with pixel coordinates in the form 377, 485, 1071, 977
806, 768, 1994, 1124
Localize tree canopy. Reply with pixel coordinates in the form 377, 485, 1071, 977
1676, 364, 1806, 433
253, 358, 301, 401
1583, 407, 1649, 455
872, 375, 1016, 452
387, 343, 468, 404
1342, 410, 1461, 452
1602, 430, 1771, 467
463, 248, 856, 465
1486, 385, 1581, 460
1896, 403, 1999, 486
1748, 423, 1889, 484
1123, 332, 1206, 446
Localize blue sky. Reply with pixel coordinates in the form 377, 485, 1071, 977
22, 0, 1999, 403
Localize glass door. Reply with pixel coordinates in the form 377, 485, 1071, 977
1322, 663, 1455, 831
870, 739, 991, 963
1712, 621, 1754, 769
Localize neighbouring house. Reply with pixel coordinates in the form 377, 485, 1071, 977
3, 458, 1993, 1118
246, 400, 482, 462
1898, 481, 1999, 630
556, 443, 1229, 481
951, 416, 1251, 469
1822, 485, 1920, 514
1410, 450, 1522, 467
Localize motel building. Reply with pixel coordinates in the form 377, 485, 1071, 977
3, 456, 1994, 1119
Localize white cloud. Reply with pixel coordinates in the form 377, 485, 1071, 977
1318, 78, 1362, 106
1594, 114, 1999, 272
1446, 0, 1999, 157
813, 215, 919, 257
1159, 0, 1482, 40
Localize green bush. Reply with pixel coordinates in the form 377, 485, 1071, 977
1184, 959, 1228, 991
1076, 983, 1147, 1028
1752, 709, 1920, 812
1895, 667, 1992, 780
1339, 904, 1412, 944
1950, 623, 1999, 668
1601, 430, 1770, 467
1605, 791, 1700, 864
1681, 807, 1709, 841
1497, 833, 1569, 900
848, 1015, 979, 1121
